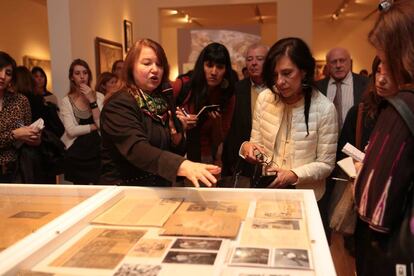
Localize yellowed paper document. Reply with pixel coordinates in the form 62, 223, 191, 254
50, 228, 145, 269
255, 200, 303, 220
162, 213, 241, 238
128, 238, 172, 258
175, 201, 249, 220
240, 218, 309, 249
92, 197, 182, 227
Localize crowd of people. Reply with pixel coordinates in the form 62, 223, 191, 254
0, 0, 413, 274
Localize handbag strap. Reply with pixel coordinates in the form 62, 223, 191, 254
385, 90, 414, 136
355, 103, 364, 149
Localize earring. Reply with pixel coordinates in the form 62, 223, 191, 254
379, 0, 393, 11
220, 78, 229, 89
301, 78, 311, 89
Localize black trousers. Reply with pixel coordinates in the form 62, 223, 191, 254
0, 161, 17, 183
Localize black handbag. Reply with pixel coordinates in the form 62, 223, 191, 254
384, 90, 414, 261
251, 164, 277, 188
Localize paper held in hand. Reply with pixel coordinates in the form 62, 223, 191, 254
337, 157, 357, 179
337, 143, 366, 179
196, 104, 220, 118
30, 118, 45, 130
342, 143, 365, 162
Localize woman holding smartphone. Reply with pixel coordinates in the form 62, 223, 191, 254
173, 43, 236, 166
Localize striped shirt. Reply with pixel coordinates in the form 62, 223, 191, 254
327, 72, 354, 127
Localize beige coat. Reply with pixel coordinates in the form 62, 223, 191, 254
250, 88, 338, 200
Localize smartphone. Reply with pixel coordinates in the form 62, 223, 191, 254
196, 104, 221, 118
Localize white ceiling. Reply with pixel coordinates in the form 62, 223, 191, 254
160, 0, 380, 28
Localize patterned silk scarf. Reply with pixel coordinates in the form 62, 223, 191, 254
128, 87, 169, 125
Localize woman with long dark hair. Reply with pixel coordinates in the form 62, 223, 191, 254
100, 38, 220, 187
173, 42, 236, 165
0, 52, 41, 183
31, 66, 58, 105
239, 37, 338, 201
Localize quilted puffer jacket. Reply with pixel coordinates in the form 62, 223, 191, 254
250, 88, 338, 200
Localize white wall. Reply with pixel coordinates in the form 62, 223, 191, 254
136, 0, 311, 45
161, 27, 179, 80
313, 18, 377, 73
0, 0, 50, 64
46, 0, 138, 100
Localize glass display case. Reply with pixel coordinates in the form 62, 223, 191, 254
0, 184, 112, 273
0, 185, 336, 276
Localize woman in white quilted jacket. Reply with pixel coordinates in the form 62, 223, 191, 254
240, 37, 338, 201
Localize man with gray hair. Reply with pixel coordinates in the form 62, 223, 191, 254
222, 44, 268, 179
316, 47, 368, 249
316, 47, 368, 128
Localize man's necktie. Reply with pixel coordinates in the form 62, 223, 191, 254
334, 81, 343, 127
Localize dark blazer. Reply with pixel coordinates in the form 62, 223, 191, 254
100, 90, 186, 186
316, 73, 368, 105
222, 78, 255, 177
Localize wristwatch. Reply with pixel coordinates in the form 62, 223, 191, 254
89, 101, 98, 109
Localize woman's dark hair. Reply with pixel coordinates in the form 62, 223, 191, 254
68, 59, 92, 94
263, 37, 315, 135
369, 0, 414, 85
189, 42, 235, 112
95, 71, 117, 94
0, 51, 17, 83
111, 59, 124, 73
123, 38, 170, 90
361, 56, 383, 120
31, 66, 48, 91
14, 66, 34, 95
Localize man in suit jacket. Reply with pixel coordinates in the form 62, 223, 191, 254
222, 44, 268, 180
316, 48, 368, 245
316, 47, 368, 129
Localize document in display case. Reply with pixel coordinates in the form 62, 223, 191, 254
0, 186, 336, 276
0, 184, 102, 252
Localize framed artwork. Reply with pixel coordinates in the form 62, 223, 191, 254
95, 37, 123, 78
124, 19, 133, 53
315, 60, 326, 81
23, 56, 53, 91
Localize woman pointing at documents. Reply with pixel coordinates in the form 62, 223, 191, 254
100, 39, 220, 187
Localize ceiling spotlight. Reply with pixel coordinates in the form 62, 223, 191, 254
331, 0, 351, 21
170, 10, 178, 15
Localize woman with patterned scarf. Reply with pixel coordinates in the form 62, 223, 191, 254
100, 39, 220, 187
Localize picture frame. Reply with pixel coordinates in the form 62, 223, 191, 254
95, 37, 123, 78
315, 60, 326, 81
23, 56, 53, 91
123, 19, 133, 53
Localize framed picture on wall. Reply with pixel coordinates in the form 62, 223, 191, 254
23, 56, 53, 91
315, 60, 326, 81
124, 19, 133, 53
95, 37, 123, 78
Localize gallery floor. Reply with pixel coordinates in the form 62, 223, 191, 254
330, 232, 356, 276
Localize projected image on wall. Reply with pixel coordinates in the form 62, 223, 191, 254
183, 29, 260, 79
